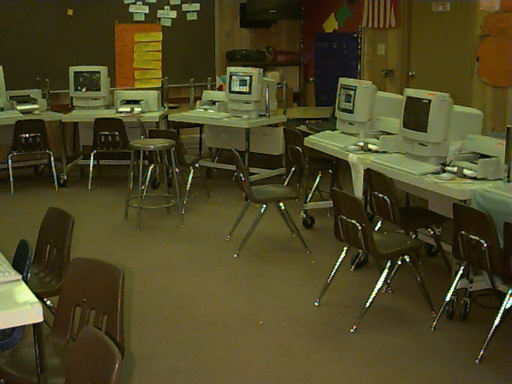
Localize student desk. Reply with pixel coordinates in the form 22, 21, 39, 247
59, 108, 169, 185
169, 111, 287, 181
0, 277, 45, 384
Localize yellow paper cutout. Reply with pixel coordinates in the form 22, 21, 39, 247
134, 69, 162, 79
323, 13, 339, 33
135, 78, 162, 88
134, 42, 161, 51
134, 51, 162, 61
134, 32, 163, 42
134, 60, 162, 70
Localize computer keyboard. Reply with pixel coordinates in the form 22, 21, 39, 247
371, 153, 442, 175
185, 109, 231, 119
0, 253, 21, 284
305, 120, 336, 133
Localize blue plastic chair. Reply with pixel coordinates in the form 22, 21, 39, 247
0, 239, 33, 352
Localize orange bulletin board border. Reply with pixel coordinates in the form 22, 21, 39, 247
115, 23, 162, 88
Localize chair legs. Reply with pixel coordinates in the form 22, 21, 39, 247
475, 288, 512, 364
315, 246, 350, 306
350, 254, 435, 333
8, 152, 59, 194
228, 201, 310, 258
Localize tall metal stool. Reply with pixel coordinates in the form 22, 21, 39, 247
125, 138, 184, 230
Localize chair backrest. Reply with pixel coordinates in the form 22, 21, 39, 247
364, 168, 401, 225
148, 129, 186, 165
283, 128, 305, 171
31, 207, 75, 296
452, 203, 504, 277
231, 149, 257, 201
49, 258, 125, 355
12, 239, 32, 282
93, 118, 129, 150
65, 326, 123, 384
331, 188, 375, 254
11, 119, 49, 152
0, 239, 33, 352
285, 144, 305, 189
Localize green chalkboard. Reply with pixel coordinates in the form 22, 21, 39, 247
0, 0, 215, 90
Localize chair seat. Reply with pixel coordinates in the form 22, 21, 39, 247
129, 138, 175, 151
28, 270, 60, 298
251, 184, 298, 203
398, 206, 448, 232
0, 336, 67, 384
373, 230, 424, 258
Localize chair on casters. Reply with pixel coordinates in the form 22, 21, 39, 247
147, 129, 206, 208
8, 119, 59, 194
0, 239, 32, 352
28, 207, 75, 313
315, 188, 436, 332
430, 203, 512, 363
226, 149, 311, 258
283, 128, 336, 228
88, 118, 131, 190
364, 168, 451, 272
0, 257, 124, 384
65, 326, 123, 384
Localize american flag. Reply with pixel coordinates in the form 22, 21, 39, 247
362, 0, 397, 28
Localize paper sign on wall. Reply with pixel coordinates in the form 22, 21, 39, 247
182, 3, 200, 12
129, 3, 150, 14
432, 1, 451, 12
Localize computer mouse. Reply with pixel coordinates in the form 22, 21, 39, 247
438, 172, 456, 181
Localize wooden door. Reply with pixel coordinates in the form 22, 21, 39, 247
407, 1, 478, 106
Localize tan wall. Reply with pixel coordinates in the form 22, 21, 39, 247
361, 2, 510, 133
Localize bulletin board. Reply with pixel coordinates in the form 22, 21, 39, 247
0, 0, 215, 91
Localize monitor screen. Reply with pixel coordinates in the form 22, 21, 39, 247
337, 84, 357, 114
228, 73, 253, 95
402, 96, 432, 134
73, 71, 102, 92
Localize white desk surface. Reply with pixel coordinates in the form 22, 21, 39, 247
61, 108, 168, 123
0, 110, 63, 126
168, 111, 286, 128
0, 279, 43, 330
304, 130, 500, 202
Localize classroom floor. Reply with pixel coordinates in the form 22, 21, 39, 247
0, 153, 511, 384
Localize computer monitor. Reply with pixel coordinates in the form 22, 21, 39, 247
400, 88, 453, 144
0, 66, 8, 110
69, 66, 110, 109
372, 91, 404, 135
226, 67, 277, 119
334, 77, 377, 134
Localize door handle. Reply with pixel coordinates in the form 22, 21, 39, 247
408, 71, 416, 78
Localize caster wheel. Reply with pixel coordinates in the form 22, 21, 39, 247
58, 177, 68, 188
151, 178, 160, 190
425, 243, 438, 257
446, 298, 456, 320
458, 298, 470, 321
350, 252, 368, 270
302, 215, 315, 229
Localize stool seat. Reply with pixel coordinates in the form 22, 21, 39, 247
129, 138, 175, 151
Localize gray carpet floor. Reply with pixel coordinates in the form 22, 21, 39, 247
0, 162, 510, 384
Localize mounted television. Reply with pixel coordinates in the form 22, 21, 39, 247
334, 77, 377, 134
244, 0, 302, 22
69, 65, 110, 109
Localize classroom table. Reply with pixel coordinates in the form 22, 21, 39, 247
59, 108, 169, 186
0, 276, 45, 384
304, 130, 501, 218
168, 111, 287, 181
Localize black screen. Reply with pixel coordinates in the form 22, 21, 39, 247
403, 96, 431, 133
74, 71, 101, 92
